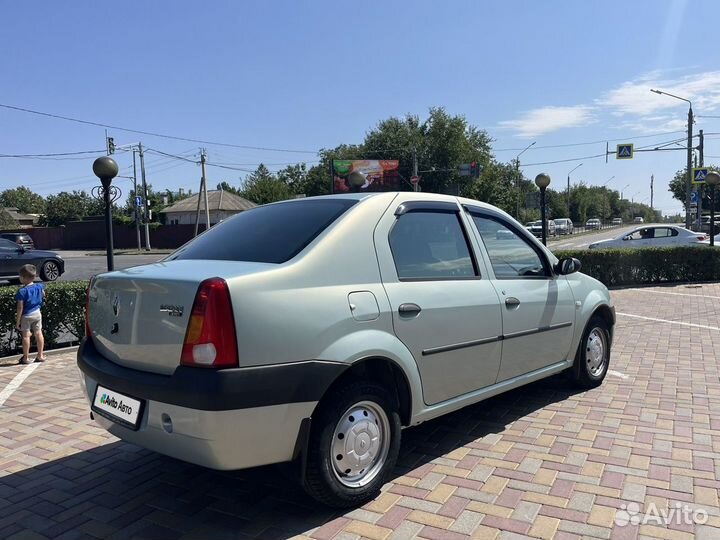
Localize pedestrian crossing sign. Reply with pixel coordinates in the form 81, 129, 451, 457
616, 144, 634, 159
692, 167, 708, 184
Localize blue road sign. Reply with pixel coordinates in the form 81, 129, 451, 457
692, 167, 708, 184
690, 190, 699, 204
616, 144, 634, 159
135, 196, 143, 207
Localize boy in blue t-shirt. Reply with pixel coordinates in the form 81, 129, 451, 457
15, 264, 46, 364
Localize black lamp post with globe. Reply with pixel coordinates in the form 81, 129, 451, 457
535, 173, 551, 246
706, 171, 720, 247
92, 157, 120, 271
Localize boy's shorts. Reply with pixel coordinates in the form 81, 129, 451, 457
20, 311, 42, 333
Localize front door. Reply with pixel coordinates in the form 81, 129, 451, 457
0, 239, 19, 276
468, 212, 576, 382
375, 200, 503, 406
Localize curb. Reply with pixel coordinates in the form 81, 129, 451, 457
0, 344, 79, 366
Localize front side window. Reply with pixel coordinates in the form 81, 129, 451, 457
627, 228, 653, 240
472, 215, 548, 278
389, 211, 476, 280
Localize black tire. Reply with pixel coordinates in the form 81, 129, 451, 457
303, 381, 401, 508
40, 260, 60, 282
572, 315, 610, 389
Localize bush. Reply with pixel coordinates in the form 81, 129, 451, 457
555, 246, 720, 287
0, 280, 87, 357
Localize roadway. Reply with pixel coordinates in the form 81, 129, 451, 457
547, 223, 654, 250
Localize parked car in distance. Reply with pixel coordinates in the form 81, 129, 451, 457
0, 232, 34, 249
585, 218, 602, 230
588, 225, 705, 250
554, 218, 574, 235
633, 216, 644, 224
527, 219, 556, 238
78, 192, 615, 507
0, 239, 64, 282
699, 215, 720, 234
611, 218, 623, 226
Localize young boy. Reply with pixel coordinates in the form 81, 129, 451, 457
15, 264, 46, 364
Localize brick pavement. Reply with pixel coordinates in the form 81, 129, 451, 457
0, 282, 719, 539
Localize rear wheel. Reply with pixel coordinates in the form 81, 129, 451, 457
40, 260, 60, 282
303, 381, 401, 507
572, 315, 610, 388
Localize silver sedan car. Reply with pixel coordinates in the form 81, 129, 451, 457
77, 192, 614, 507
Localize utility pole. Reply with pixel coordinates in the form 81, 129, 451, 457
138, 142, 151, 250
650, 174, 654, 213
686, 105, 694, 229
201, 149, 210, 229
412, 147, 418, 193
698, 129, 704, 228
132, 148, 141, 250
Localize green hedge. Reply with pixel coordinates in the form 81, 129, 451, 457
555, 246, 720, 287
0, 281, 87, 357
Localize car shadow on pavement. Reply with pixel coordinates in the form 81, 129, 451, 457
0, 374, 585, 540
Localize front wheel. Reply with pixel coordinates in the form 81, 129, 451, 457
40, 260, 61, 282
303, 381, 401, 507
572, 316, 610, 388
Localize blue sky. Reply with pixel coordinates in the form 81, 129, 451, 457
2, 0, 720, 215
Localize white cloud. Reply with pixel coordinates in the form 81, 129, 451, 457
498, 105, 596, 138
499, 69, 720, 138
599, 70, 720, 116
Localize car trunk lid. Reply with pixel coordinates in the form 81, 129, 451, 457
88, 259, 274, 375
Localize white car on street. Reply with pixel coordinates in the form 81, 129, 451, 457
588, 225, 706, 249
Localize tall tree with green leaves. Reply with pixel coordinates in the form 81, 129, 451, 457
0, 186, 46, 214
240, 164, 294, 205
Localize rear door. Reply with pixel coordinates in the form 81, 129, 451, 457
375, 198, 503, 406
466, 209, 576, 382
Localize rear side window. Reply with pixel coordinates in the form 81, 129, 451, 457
168, 199, 357, 263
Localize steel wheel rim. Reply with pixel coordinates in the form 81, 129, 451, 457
586, 328, 606, 376
44, 262, 59, 280
331, 400, 391, 488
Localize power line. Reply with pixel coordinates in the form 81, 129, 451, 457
493, 130, 688, 152
0, 103, 319, 154
0, 149, 105, 159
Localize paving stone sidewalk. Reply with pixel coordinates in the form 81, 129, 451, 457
0, 283, 718, 539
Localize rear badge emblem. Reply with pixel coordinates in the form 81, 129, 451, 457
112, 294, 120, 317
160, 304, 184, 317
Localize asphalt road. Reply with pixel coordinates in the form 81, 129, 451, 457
547, 223, 657, 250
58, 253, 165, 282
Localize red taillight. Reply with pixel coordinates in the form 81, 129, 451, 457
85, 277, 94, 339
181, 277, 238, 368
697, 235, 706, 242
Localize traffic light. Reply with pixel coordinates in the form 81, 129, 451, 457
107, 137, 115, 155
470, 162, 480, 178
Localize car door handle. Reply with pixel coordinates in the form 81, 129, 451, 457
399, 303, 422, 316
505, 297, 521, 308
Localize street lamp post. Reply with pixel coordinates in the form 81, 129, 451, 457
620, 184, 630, 200
651, 89, 693, 228
706, 171, 720, 247
603, 175, 615, 186
515, 141, 536, 218
566, 163, 582, 219
92, 157, 119, 271
535, 173, 551, 246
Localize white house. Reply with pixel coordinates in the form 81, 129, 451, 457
160, 190, 257, 225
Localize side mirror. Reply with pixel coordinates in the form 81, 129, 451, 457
17, 245, 26, 253
623, 235, 631, 241
555, 257, 581, 275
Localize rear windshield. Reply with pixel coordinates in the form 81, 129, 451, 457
167, 198, 357, 263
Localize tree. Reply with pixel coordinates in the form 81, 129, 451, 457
0, 186, 46, 214
0, 208, 18, 229
216, 181, 239, 195
669, 166, 719, 211
240, 164, 294, 205
44, 191, 90, 226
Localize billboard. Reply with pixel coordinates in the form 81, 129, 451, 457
332, 160, 401, 193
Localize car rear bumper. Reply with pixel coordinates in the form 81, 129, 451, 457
76, 338, 346, 470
